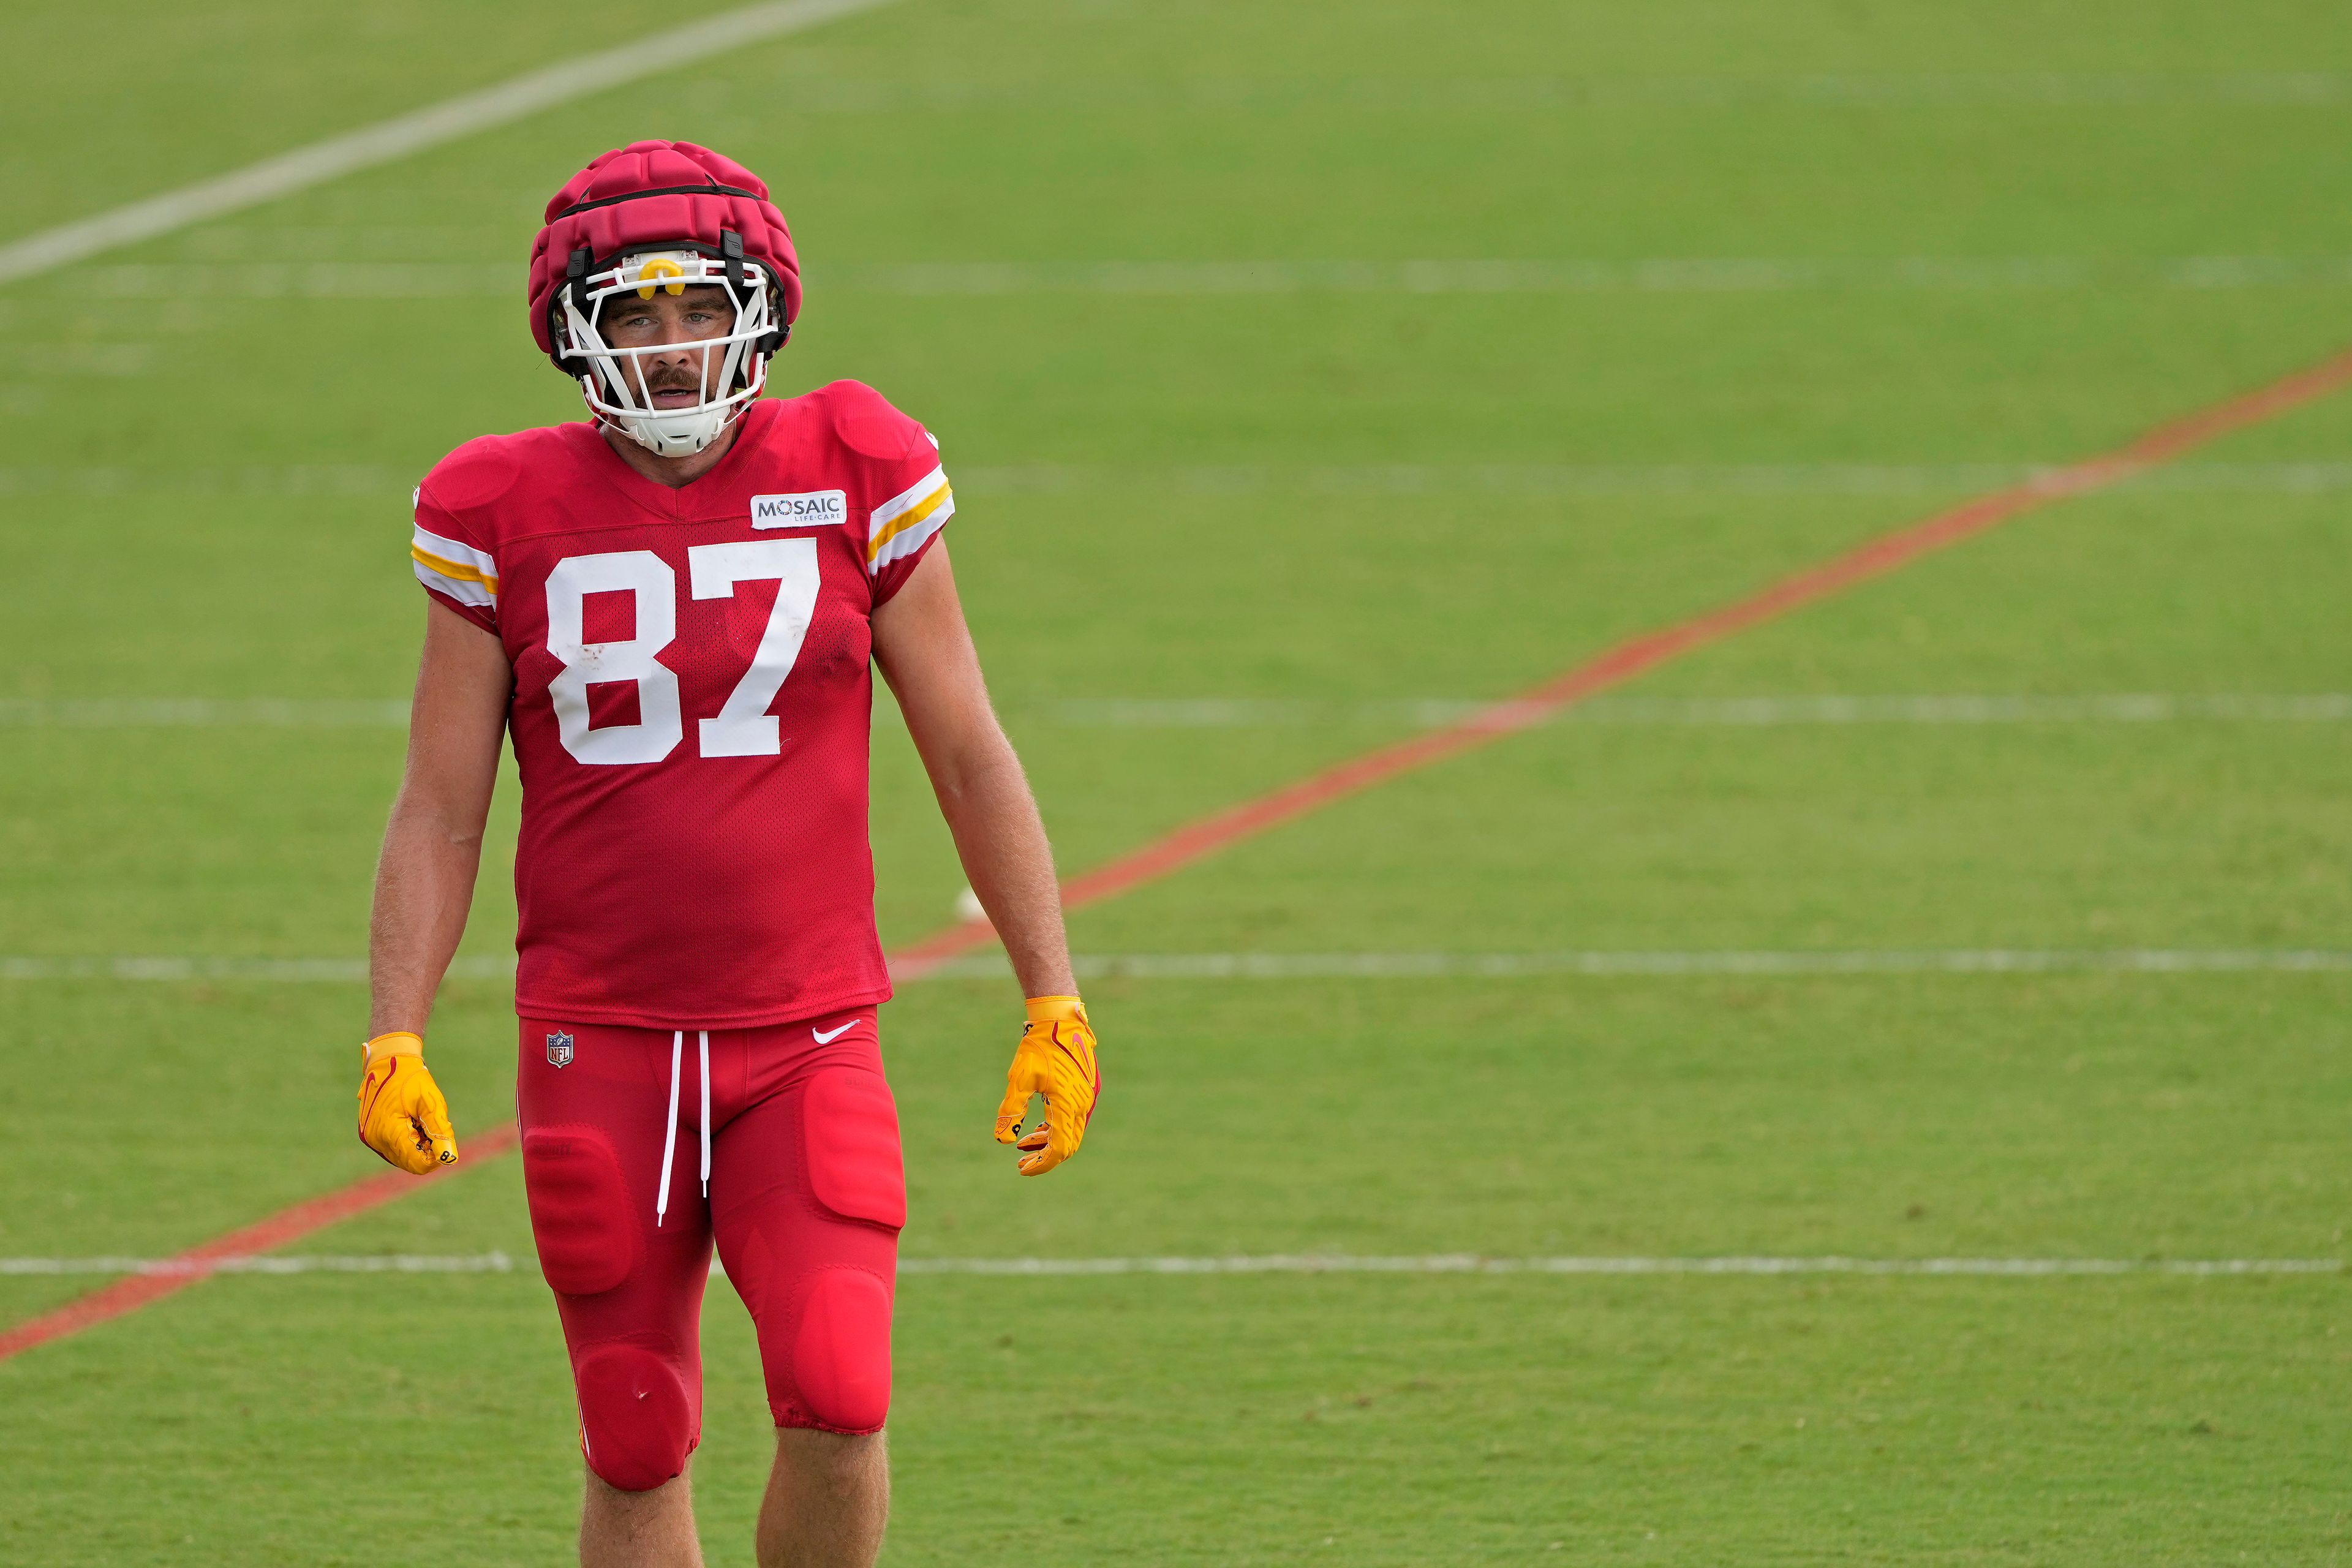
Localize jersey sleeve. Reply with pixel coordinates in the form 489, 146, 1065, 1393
410, 470, 502, 636
826, 381, 954, 606
866, 453, 953, 605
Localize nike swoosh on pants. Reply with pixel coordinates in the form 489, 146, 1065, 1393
811, 1020, 860, 1044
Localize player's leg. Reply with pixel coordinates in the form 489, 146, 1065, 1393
583, 1467, 703, 1568
708, 1011, 902, 1568
757, 1428, 889, 1568
518, 1018, 717, 1567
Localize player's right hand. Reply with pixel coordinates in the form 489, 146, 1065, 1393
357, 1032, 459, 1174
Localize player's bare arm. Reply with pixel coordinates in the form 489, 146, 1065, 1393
356, 598, 510, 1172
873, 543, 1102, 1175
872, 543, 1071, 997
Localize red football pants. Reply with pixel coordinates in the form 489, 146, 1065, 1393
516, 1008, 904, 1492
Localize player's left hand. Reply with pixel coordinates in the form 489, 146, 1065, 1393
994, 995, 1099, 1175
356, 1032, 459, 1174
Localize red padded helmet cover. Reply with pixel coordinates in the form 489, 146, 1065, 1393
527, 140, 801, 360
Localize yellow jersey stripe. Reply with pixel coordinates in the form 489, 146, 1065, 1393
412, 557, 495, 611
412, 544, 500, 592
865, 482, 952, 563
870, 464, 948, 526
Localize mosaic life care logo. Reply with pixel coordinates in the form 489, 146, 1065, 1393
751, 491, 849, 529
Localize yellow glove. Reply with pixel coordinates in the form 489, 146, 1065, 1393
356, 1032, 459, 1174
993, 995, 1100, 1176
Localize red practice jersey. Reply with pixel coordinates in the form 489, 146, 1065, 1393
407, 383, 954, 1029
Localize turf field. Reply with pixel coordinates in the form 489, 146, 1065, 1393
4, 0, 2351, 1561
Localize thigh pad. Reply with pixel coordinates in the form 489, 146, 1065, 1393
523, 1126, 642, 1297
802, 1068, 905, 1231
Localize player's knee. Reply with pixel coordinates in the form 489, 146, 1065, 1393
773, 1423, 886, 1495
523, 1126, 641, 1296
780, 1269, 893, 1433
802, 1069, 905, 1231
576, 1343, 696, 1492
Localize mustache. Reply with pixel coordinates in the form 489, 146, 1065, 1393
633, 358, 719, 393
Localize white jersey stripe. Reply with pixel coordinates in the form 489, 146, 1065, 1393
410, 522, 499, 607
866, 465, 953, 574
410, 524, 497, 578
868, 491, 954, 573
869, 465, 949, 528
412, 556, 494, 609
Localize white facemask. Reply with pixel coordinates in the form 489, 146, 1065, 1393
554, 249, 782, 457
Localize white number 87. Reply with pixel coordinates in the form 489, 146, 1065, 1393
544, 540, 820, 766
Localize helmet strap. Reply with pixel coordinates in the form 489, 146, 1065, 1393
720, 229, 790, 353
556, 247, 596, 372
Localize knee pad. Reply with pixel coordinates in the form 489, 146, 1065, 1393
576, 1343, 696, 1492
802, 1069, 905, 1231
524, 1126, 641, 1297
785, 1269, 894, 1433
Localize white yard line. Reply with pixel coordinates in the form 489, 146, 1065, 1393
83, 263, 513, 298
5, 693, 2346, 729
1047, 693, 2352, 728
0, 465, 412, 496
0, 0, 899, 281
0, 1253, 521, 1275
0, 956, 513, 982
827, 256, 2352, 294
0, 698, 412, 727
489, 70, 2352, 114
937, 951, 2352, 980
957, 459, 2352, 495
890, 1254, 2345, 1278
13, 460, 2352, 496
3, 951, 2345, 983
65, 255, 2352, 298
1, 1253, 2334, 1278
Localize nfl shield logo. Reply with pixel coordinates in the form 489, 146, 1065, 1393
545, 1031, 575, 1068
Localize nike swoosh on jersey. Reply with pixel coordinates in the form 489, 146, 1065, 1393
811, 1020, 861, 1044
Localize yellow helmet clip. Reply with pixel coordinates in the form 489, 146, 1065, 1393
635, 255, 688, 299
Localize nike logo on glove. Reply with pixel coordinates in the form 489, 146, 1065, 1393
811, 1020, 861, 1044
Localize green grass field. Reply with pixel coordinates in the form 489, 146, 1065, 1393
4, 1, 2351, 1562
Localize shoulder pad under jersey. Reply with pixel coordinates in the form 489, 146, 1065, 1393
418, 431, 537, 514
817, 380, 932, 464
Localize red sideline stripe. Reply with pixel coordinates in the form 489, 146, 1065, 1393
0, 1123, 519, 1363
7, 346, 2351, 1366
888, 344, 2352, 979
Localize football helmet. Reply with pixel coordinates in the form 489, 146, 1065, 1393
529, 141, 802, 458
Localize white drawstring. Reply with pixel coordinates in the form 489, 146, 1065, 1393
655, 1030, 715, 1225
655, 1031, 682, 1227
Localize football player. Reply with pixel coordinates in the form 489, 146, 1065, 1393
354, 141, 1100, 1568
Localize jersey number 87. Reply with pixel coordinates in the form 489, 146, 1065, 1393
545, 540, 818, 766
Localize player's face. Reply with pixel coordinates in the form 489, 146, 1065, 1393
600, 284, 740, 410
